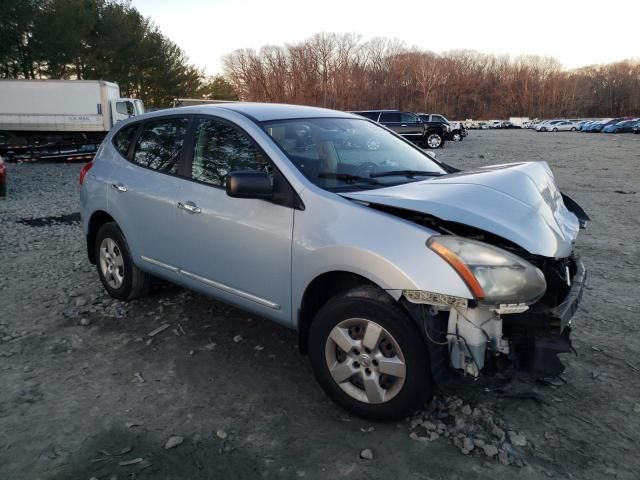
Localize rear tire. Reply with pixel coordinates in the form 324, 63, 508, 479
308, 286, 433, 420
95, 222, 151, 301
425, 132, 443, 149
552, 128, 558, 132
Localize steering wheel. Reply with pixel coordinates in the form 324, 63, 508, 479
353, 162, 378, 177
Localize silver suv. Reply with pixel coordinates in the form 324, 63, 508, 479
80, 103, 589, 419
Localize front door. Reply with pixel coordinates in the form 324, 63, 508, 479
174, 116, 294, 324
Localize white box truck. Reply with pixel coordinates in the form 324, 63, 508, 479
509, 117, 530, 128
0, 79, 144, 161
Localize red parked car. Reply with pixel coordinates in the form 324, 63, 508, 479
0, 156, 6, 197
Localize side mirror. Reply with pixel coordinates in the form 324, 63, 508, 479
126, 101, 134, 116
226, 171, 273, 199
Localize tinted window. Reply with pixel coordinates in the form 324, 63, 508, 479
432, 115, 447, 123
400, 113, 419, 123
113, 124, 139, 158
191, 117, 269, 187
379, 112, 401, 123
356, 112, 380, 121
133, 118, 189, 174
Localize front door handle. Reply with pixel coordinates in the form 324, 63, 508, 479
178, 201, 201, 214
111, 183, 127, 192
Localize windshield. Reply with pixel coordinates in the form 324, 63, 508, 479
134, 100, 145, 114
262, 117, 445, 191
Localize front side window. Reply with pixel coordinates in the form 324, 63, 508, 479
133, 117, 189, 174
432, 115, 447, 123
263, 117, 445, 192
113, 123, 139, 158
191, 117, 269, 187
400, 113, 419, 123
116, 101, 134, 115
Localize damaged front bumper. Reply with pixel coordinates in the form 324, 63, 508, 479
504, 259, 586, 376
403, 257, 587, 381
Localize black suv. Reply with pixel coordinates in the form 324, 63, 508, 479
350, 110, 447, 148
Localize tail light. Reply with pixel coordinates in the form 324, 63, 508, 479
79, 161, 94, 185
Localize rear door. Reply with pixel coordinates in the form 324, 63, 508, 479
174, 115, 294, 324
399, 112, 424, 139
107, 116, 191, 275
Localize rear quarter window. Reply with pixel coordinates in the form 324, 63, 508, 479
112, 124, 139, 158
132, 117, 189, 174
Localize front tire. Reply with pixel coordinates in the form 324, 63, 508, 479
308, 286, 433, 420
95, 222, 151, 301
451, 131, 462, 142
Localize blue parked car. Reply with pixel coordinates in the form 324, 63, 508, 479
591, 118, 624, 132
582, 120, 606, 132
603, 119, 640, 133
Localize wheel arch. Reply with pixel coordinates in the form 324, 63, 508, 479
297, 270, 400, 354
87, 210, 116, 264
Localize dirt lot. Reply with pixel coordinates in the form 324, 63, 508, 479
1, 130, 639, 480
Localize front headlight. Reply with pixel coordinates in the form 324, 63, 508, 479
427, 236, 546, 305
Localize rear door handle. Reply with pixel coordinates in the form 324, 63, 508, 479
111, 183, 127, 192
178, 201, 201, 214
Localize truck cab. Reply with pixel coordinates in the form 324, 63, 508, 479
110, 98, 145, 126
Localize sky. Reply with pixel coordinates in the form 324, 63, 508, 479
132, 0, 639, 75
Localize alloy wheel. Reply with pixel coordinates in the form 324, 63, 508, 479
99, 238, 124, 289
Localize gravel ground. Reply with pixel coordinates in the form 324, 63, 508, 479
1, 130, 639, 480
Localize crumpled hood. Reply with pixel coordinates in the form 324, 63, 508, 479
341, 161, 581, 258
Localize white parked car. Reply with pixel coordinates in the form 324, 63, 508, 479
536, 120, 565, 132
539, 121, 578, 132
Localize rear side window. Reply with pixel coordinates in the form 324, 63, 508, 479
113, 124, 139, 158
133, 118, 189, 174
357, 112, 380, 121
190, 117, 269, 187
379, 112, 401, 123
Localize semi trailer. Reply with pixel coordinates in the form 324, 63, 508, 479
0, 80, 144, 161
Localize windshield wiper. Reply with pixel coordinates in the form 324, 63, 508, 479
318, 172, 381, 185
370, 170, 443, 178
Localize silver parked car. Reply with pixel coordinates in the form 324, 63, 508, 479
80, 103, 589, 419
